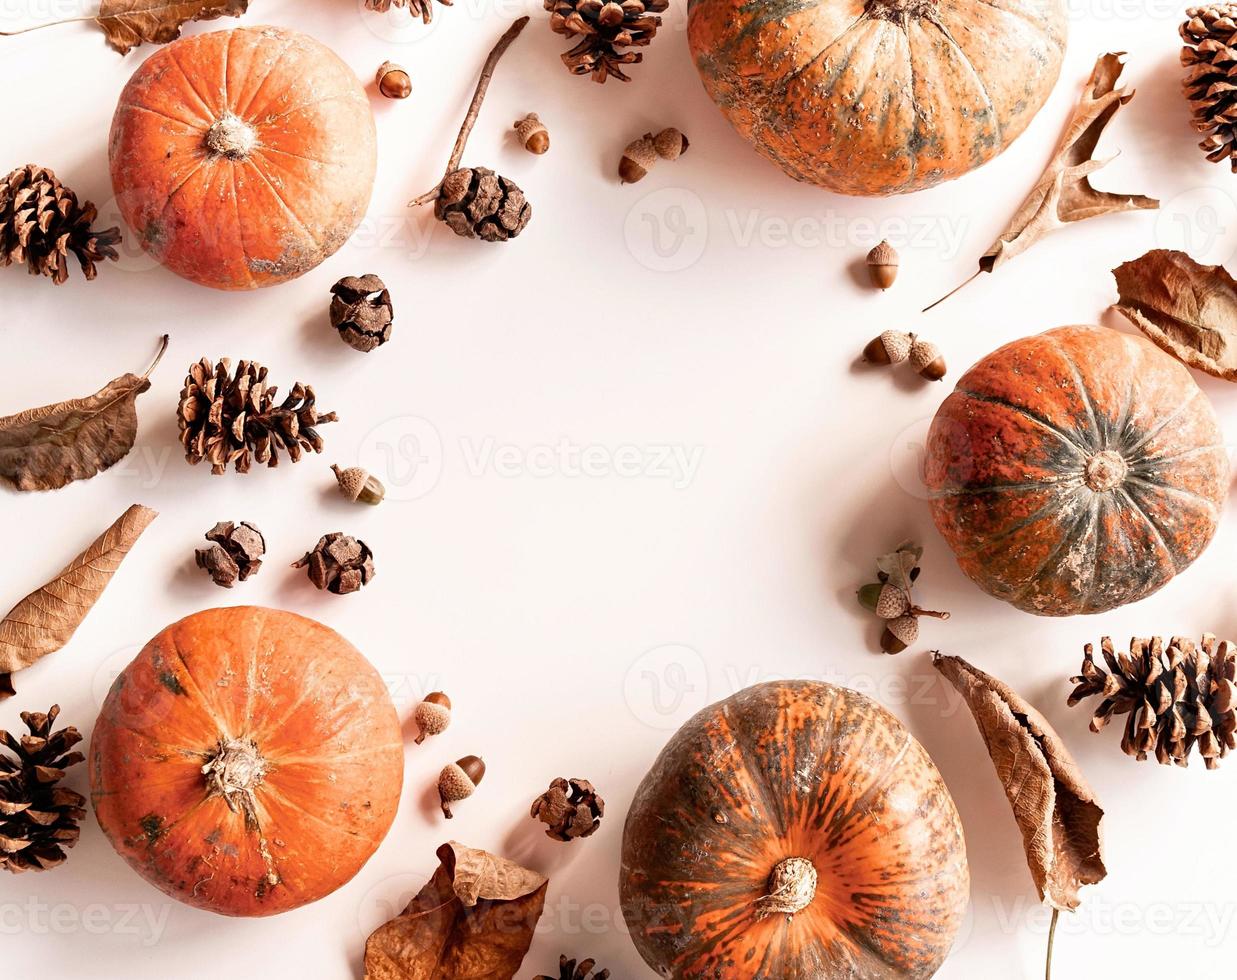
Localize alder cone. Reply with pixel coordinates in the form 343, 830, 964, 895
90, 607, 403, 916
109, 26, 376, 290
926, 326, 1228, 616
687, 0, 1067, 196
621, 680, 968, 979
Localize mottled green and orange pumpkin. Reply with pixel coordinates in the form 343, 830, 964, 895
687, 0, 1067, 196
621, 680, 969, 979
90, 607, 403, 916
926, 326, 1229, 616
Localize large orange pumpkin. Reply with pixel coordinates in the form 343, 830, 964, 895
621, 680, 969, 979
109, 26, 377, 290
90, 607, 403, 916
687, 0, 1067, 196
926, 326, 1229, 616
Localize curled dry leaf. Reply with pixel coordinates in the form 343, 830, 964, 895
0, 504, 157, 699
926, 53, 1158, 311
932, 653, 1106, 911
365, 841, 548, 980
97, 0, 249, 54
0, 335, 167, 492
1112, 248, 1237, 380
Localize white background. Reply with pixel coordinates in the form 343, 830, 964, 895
2, 0, 1237, 977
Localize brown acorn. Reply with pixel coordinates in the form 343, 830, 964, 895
652, 127, 689, 161
619, 134, 658, 183
514, 113, 550, 154
375, 61, 411, 100
438, 755, 485, 818
910, 337, 947, 381
866, 240, 899, 289
413, 692, 452, 744
862, 330, 912, 365
331, 464, 386, 505
881, 615, 919, 654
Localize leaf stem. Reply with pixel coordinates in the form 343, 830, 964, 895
144, 335, 170, 379
1045, 907, 1059, 980
922, 269, 982, 312
0, 14, 95, 37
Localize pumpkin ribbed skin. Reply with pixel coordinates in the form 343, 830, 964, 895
926, 326, 1229, 616
90, 607, 403, 917
687, 0, 1066, 196
109, 26, 376, 290
621, 680, 969, 979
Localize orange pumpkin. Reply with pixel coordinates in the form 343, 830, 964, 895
109, 26, 377, 290
621, 680, 969, 979
926, 326, 1229, 616
90, 607, 403, 917
687, 0, 1067, 196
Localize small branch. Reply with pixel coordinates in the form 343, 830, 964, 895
144, 334, 170, 379
410, 15, 529, 205
922, 269, 982, 313
910, 607, 950, 621
0, 14, 95, 37
1045, 907, 1059, 980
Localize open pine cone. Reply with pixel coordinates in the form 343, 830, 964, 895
545, 0, 668, 83
1, 706, 87, 873
1182, 5, 1237, 169
365, 0, 451, 24
177, 358, 337, 475
1, 165, 120, 284
1069, 636, 1237, 769
436, 167, 531, 242
535, 955, 611, 980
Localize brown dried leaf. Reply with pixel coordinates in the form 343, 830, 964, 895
933, 653, 1106, 911
1112, 249, 1237, 380
97, 0, 248, 55
0, 504, 157, 699
365, 841, 548, 980
0, 336, 166, 492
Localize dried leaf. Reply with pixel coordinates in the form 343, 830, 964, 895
0, 336, 167, 492
1112, 249, 1237, 380
0, 504, 157, 698
933, 653, 1106, 911
365, 841, 548, 980
875, 540, 922, 594
926, 53, 1158, 311
97, 0, 248, 55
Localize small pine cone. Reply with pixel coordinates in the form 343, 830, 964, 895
545, 0, 669, 83
195, 521, 266, 588
530, 777, 605, 842
0, 165, 120, 284
535, 955, 612, 980
177, 357, 337, 475
1, 705, 87, 873
435, 167, 531, 242
1069, 636, 1237, 769
1182, 5, 1237, 170
293, 532, 376, 595
365, 0, 449, 24
329, 274, 393, 352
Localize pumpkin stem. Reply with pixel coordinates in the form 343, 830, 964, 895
202, 737, 267, 830
206, 114, 258, 161
1084, 451, 1128, 492
756, 857, 817, 919
1045, 906, 1059, 980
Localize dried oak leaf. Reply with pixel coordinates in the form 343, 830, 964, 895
1112, 249, 1237, 380
365, 841, 548, 980
97, 0, 249, 55
933, 653, 1106, 911
0, 336, 166, 492
0, 504, 157, 699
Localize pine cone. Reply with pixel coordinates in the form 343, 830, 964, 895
545, 0, 668, 83
1068, 636, 1237, 770
0, 164, 120, 284
535, 955, 610, 980
329, 274, 394, 352
1, 705, 87, 873
177, 358, 337, 475
530, 777, 604, 841
1182, 5, 1237, 169
293, 532, 376, 595
365, 0, 450, 25
435, 167, 531, 242
195, 521, 266, 588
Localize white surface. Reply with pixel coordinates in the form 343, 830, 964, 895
3, 1, 1237, 977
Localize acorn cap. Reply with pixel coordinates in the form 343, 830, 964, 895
620, 135, 658, 183
866, 240, 899, 267
874, 583, 910, 619
653, 127, 689, 161
514, 113, 549, 154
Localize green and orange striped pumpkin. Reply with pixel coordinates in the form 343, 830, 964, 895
621, 680, 969, 978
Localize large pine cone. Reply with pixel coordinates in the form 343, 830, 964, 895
1, 706, 87, 874
435, 167, 531, 242
1182, 5, 1237, 169
177, 358, 338, 475
0, 165, 120, 284
545, 0, 668, 83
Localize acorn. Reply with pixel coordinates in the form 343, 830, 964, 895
331, 464, 386, 505
653, 127, 689, 161
910, 337, 948, 381
866, 240, 899, 289
513, 113, 549, 154
862, 330, 912, 365
619, 134, 658, 184
438, 755, 485, 818
413, 691, 452, 745
874, 583, 910, 619
881, 615, 919, 654
375, 61, 411, 100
